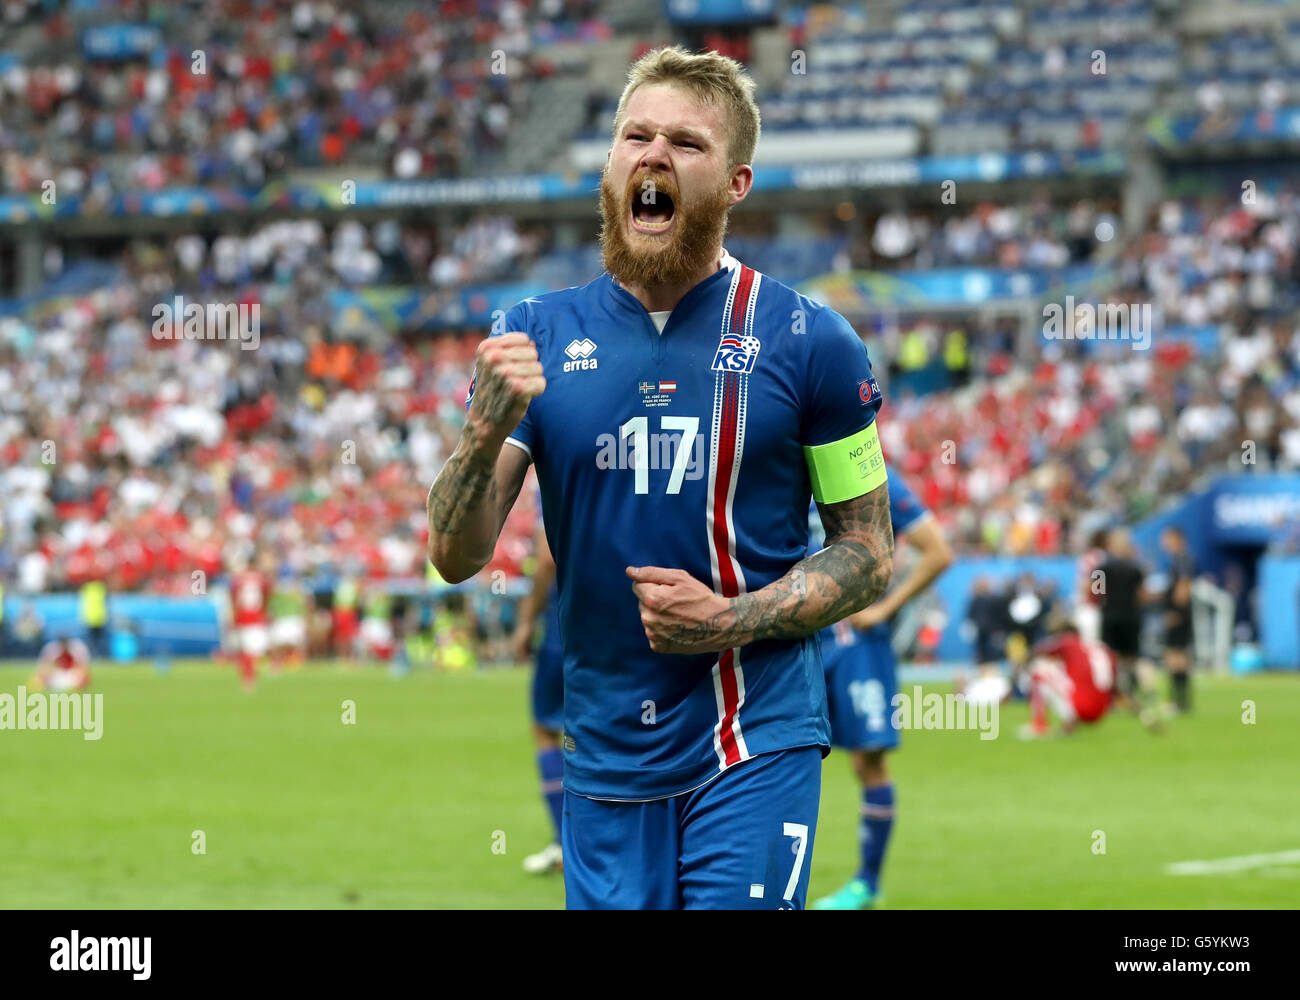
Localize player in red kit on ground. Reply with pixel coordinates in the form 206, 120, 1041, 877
1020, 617, 1114, 738
32, 637, 92, 692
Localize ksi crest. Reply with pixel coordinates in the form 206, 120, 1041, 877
711, 332, 762, 374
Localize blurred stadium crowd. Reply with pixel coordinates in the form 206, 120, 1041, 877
1, 0, 601, 197
5, 0, 1300, 196
3, 184, 1298, 596
0, 0, 1298, 668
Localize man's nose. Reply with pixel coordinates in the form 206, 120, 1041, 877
638, 134, 672, 172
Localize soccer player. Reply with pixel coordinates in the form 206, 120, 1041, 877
1019, 616, 1116, 738
809, 466, 952, 910
332, 575, 361, 662
359, 582, 395, 663
229, 556, 273, 690
1159, 526, 1195, 713
387, 592, 412, 675
512, 523, 565, 874
427, 46, 894, 910
267, 568, 308, 670
32, 637, 92, 692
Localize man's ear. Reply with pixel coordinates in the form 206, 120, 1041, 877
727, 164, 754, 206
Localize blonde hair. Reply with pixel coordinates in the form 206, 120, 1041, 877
611, 45, 761, 168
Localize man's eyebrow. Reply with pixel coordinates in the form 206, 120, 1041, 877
622, 121, 711, 143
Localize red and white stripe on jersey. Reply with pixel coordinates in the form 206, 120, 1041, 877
706, 257, 761, 769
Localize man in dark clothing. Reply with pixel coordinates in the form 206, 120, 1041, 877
1160, 526, 1196, 712
967, 576, 1011, 667
1097, 528, 1148, 709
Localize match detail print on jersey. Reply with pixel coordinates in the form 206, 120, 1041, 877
803, 420, 888, 505
707, 260, 761, 770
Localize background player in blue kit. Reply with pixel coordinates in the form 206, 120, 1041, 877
512, 523, 566, 874
427, 46, 894, 909
809, 465, 953, 910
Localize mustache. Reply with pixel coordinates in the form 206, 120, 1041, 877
598, 168, 731, 290
621, 170, 679, 210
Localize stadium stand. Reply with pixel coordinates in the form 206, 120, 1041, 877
1, 0, 1299, 670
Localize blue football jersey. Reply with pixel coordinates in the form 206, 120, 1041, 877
808, 463, 930, 647
475, 252, 883, 800
539, 582, 562, 657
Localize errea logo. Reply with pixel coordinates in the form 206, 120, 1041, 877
564, 338, 598, 373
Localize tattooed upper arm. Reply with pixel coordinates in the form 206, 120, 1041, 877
817, 480, 891, 550
723, 480, 894, 645
813, 479, 895, 616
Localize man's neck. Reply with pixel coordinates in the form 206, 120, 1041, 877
619, 250, 725, 314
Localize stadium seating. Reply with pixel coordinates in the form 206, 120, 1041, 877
3, 178, 1298, 594
0, 0, 1298, 661
7, 0, 1300, 201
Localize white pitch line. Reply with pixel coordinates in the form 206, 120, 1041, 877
1165, 849, 1300, 876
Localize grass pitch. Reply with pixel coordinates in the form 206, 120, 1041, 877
1, 661, 1297, 908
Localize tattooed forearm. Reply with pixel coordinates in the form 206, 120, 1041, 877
428, 331, 541, 584
473, 371, 524, 428
427, 423, 498, 537
426, 421, 528, 584
724, 482, 894, 646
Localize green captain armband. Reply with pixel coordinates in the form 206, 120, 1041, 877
804, 421, 888, 504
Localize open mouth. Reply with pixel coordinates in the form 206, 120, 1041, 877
630, 189, 676, 234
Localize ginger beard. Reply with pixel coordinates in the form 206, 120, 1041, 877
599, 167, 732, 290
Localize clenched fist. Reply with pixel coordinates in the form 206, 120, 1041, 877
468, 332, 546, 442
627, 565, 738, 654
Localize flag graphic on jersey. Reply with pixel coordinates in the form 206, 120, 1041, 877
490, 251, 883, 800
